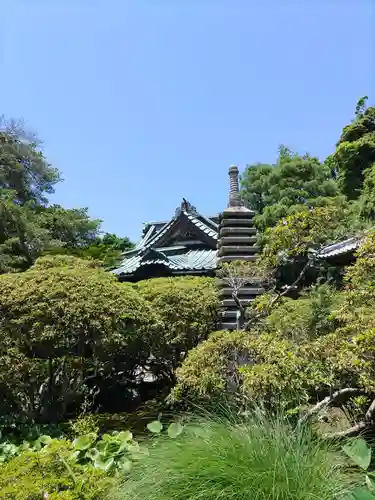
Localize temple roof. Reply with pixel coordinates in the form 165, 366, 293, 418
112, 248, 217, 276
112, 199, 219, 279
316, 236, 361, 259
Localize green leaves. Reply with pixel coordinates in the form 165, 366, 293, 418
73, 433, 97, 451
0, 259, 159, 424
240, 146, 340, 232
147, 420, 184, 439
94, 454, 114, 472
342, 437, 375, 499
73, 429, 141, 473
349, 488, 375, 500
327, 101, 375, 200
147, 421, 163, 434
343, 438, 371, 471
167, 422, 183, 439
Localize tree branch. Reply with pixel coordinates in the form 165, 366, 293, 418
231, 290, 247, 330
300, 390, 375, 440
298, 388, 362, 425
244, 261, 310, 330
323, 422, 368, 440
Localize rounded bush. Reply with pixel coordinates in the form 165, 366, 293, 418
0, 256, 159, 423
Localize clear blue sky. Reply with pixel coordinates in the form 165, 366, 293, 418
1, 0, 374, 241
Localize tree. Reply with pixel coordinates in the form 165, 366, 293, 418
76, 233, 134, 268
240, 146, 340, 231
0, 117, 60, 206
0, 196, 103, 272
0, 116, 135, 272
0, 189, 58, 272
173, 226, 375, 438
0, 255, 158, 423
357, 163, 375, 219
36, 205, 101, 248
326, 97, 375, 200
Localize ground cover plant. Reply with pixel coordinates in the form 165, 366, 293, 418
114, 411, 356, 500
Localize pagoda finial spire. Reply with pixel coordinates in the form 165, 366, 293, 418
228, 165, 243, 208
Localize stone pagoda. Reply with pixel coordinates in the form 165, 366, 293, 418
217, 165, 263, 330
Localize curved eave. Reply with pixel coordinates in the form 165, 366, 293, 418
317, 236, 361, 259
112, 249, 217, 277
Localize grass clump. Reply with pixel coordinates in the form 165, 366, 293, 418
114, 410, 353, 500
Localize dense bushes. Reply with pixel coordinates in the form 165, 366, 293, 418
174, 232, 375, 421
135, 277, 218, 380
136, 276, 218, 347
0, 261, 218, 425
0, 255, 159, 424
173, 328, 365, 409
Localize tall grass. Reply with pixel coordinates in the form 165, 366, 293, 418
114, 410, 353, 500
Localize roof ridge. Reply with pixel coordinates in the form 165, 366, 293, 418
184, 211, 218, 240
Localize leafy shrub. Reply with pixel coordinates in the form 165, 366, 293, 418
0, 419, 185, 499
0, 255, 159, 424
134, 277, 219, 380
174, 233, 375, 418
170, 330, 252, 405
114, 412, 353, 500
265, 284, 343, 341
68, 414, 100, 438
136, 276, 218, 347
173, 325, 375, 415
0, 439, 114, 499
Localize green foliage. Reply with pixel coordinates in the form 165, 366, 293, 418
146, 421, 163, 434
0, 418, 185, 499
70, 429, 143, 473
135, 277, 219, 377
332, 230, 375, 336
239, 162, 274, 213
78, 233, 134, 268
48, 232, 134, 268
262, 205, 361, 267
0, 439, 115, 499
343, 438, 375, 499
171, 330, 252, 404
136, 277, 218, 345
259, 202, 370, 289
145, 419, 184, 438
68, 414, 100, 437
0, 255, 158, 423
241, 145, 340, 231
173, 230, 375, 416
37, 205, 101, 249
0, 189, 57, 272
174, 326, 375, 413
326, 97, 375, 200
0, 117, 60, 205
265, 284, 343, 341
358, 164, 375, 219
0, 116, 132, 272
114, 412, 352, 500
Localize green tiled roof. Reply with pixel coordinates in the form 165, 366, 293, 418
112, 248, 217, 276
112, 202, 219, 278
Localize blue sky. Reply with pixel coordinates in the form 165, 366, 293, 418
1, 0, 374, 241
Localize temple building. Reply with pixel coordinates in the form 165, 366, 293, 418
112, 166, 365, 329
112, 166, 264, 330
112, 198, 220, 282
316, 235, 362, 265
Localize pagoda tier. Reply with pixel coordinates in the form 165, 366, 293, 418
217, 166, 263, 330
